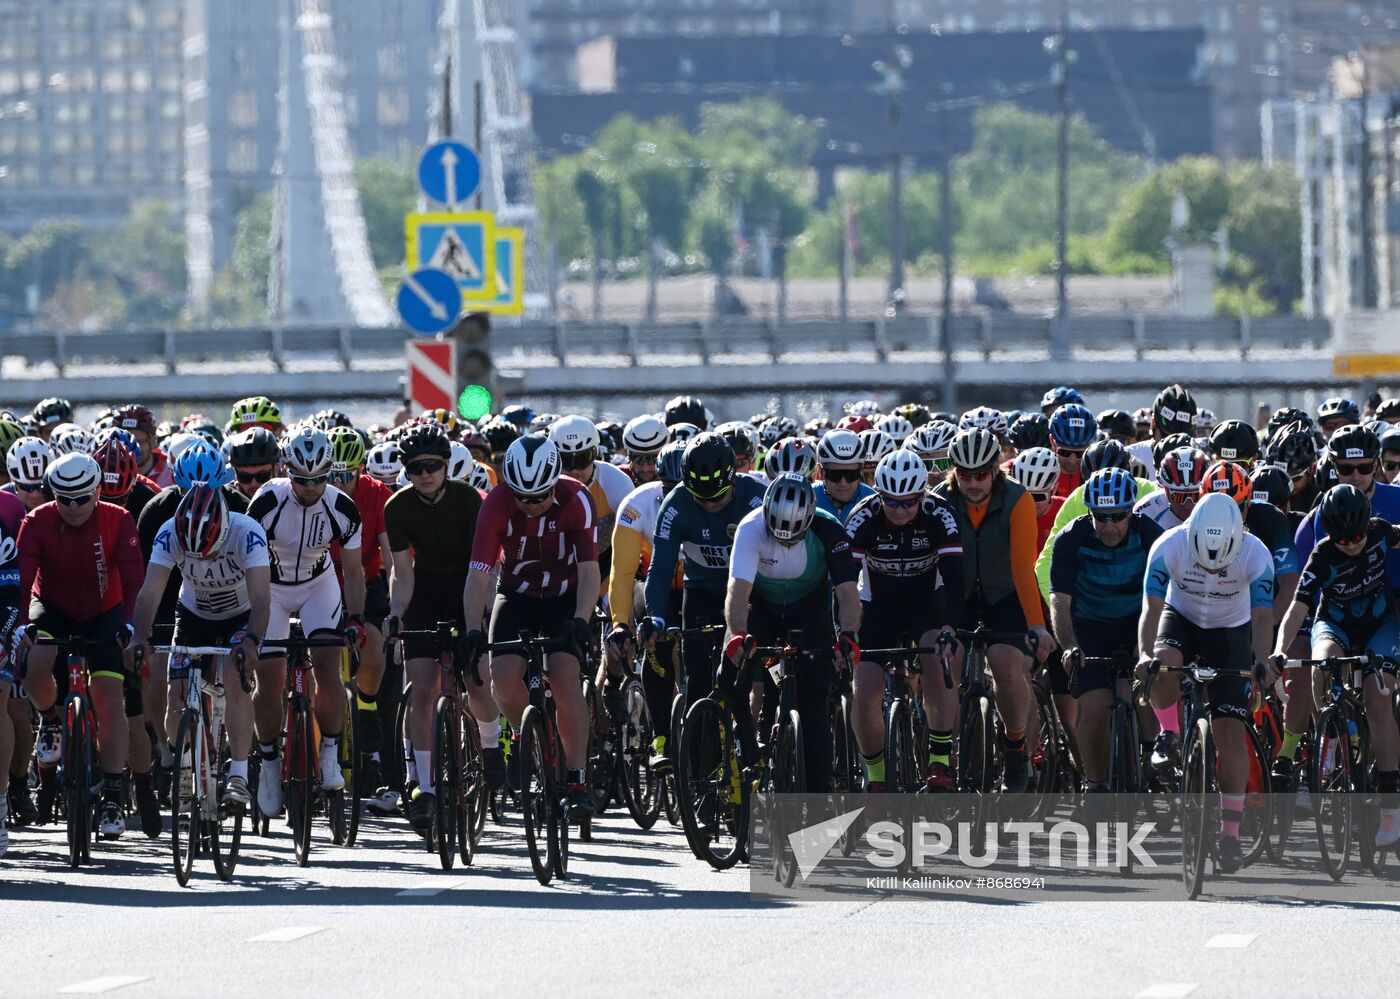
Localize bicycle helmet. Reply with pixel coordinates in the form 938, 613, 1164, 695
664, 395, 708, 430
328, 426, 367, 473
1317, 397, 1360, 425
874, 450, 927, 496
549, 415, 599, 461
763, 473, 816, 542
112, 404, 156, 436
366, 442, 401, 485
1193, 408, 1216, 431
1327, 423, 1381, 462
817, 429, 862, 465
766, 437, 818, 480
1153, 432, 1194, 468
398, 423, 452, 463
1152, 384, 1197, 436
948, 428, 1001, 471
499, 404, 535, 429
1048, 404, 1097, 449
1375, 398, 1400, 422
682, 432, 736, 500
170, 439, 225, 490
1010, 447, 1060, 494
716, 421, 760, 461
94, 427, 141, 461
482, 419, 520, 454
1207, 419, 1259, 463
1249, 464, 1290, 511
49, 424, 95, 456
1320, 484, 1371, 540
6, 437, 49, 485
1157, 446, 1209, 493
668, 422, 701, 444
1266, 407, 1313, 439
421, 408, 462, 438
657, 440, 686, 489
229, 395, 282, 430
1201, 460, 1253, 505
281, 426, 332, 477
1188, 493, 1245, 571
1007, 414, 1052, 452
225, 427, 281, 468
0, 419, 27, 460
503, 435, 562, 495
835, 414, 874, 435
466, 460, 492, 492
1381, 426, 1400, 455
1040, 386, 1083, 412
846, 399, 883, 418
1095, 409, 1136, 443
1081, 438, 1132, 476
858, 429, 896, 467
46, 451, 101, 498
174, 484, 229, 560
447, 441, 473, 481
875, 414, 915, 445
623, 414, 668, 454
32, 397, 74, 428
1083, 467, 1138, 512
907, 420, 958, 456
892, 403, 931, 428
759, 417, 797, 447
959, 406, 1008, 439
804, 416, 833, 438
92, 440, 137, 500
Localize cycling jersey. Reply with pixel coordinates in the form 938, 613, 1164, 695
1295, 519, 1400, 633
932, 477, 1045, 628
1132, 490, 1183, 531
644, 475, 766, 619
1035, 494, 1065, 550
1126, 440, 1157, 481
332, 474, 391, 578
1049, 513, 1163, 623
17, 501, 144, 625
470, 477, 598, 598
579, 460, 633, 553
143, 448, 173, 490
0, 490, 24, 537
1144, 526, 1274, 629
845, 493, 962, 601
384, 479, 482, 574
608, 480, 671, 627
1246, 501, 1301, 580
246, 480, 362, 585
149, 512, 270, 620
1295, 481, 1400, 590
729, 507, 858, 606
814, 480, 875, 527
1037, 476, 1157, 600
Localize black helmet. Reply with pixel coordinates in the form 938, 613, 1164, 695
681, 431, 735, 499
1375, 398, 1400, 422
1267, 406, 1313, 438
1264, 424, 1318, 477
665, 395, 707, 430
1381, 426, 1400, 455
226, 427, 280, 467
398, 423, 452, 462
482, 419, 520, 453
1317, 397, 1360, 425
1249, 464, 1291, 511
657, 440, 685, 489
32, 397, 74, 427
596, 420, 624, 453
1096, 409, 1136, 442
1152, 385, 1196, 435
1320, 484, 1370, 540
1327, 423, 1380, 462
313, 407, 353, 430
1208, 419, 1260, 464
1081, 438, 1131, 476
1006, 414, 1051, 452
1152, 432, 1194, 467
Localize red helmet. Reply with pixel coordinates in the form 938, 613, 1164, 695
174, 484, 229, 559
836, 414, 874, 434
1157, 446, 1209, 493
114, 404, 156, 435
1200, 460, 1253, 505
93, 440, 137, 499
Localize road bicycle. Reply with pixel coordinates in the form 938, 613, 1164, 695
858, 644, 947, 794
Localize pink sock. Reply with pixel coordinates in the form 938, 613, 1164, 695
1153, 704, 1180, 734
1220, 793, 1245, 839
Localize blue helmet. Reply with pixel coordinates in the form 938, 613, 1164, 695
1049, 404, 1097, 450
1083, 467, 1137, 512
173, 438, 232, 490
1041, 385, 1083, 411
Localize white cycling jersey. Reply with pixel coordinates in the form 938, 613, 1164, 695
615, 480, 665, 542
1144, 524, 1274, 629
1133, 490, 1184, 531
1127, 440, 1157, 481
149, 512, 270, 620
245, 479, 361, 585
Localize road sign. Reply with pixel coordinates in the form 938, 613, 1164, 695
417, 140, 481, 208
406, 211, 495, 296
406, 339, 457, 413
395, 267, 462, 335
471, 227, 524, 315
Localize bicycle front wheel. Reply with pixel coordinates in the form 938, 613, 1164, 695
210, 722, 242, 883
171, 709, 199, 886
677, 697, 747, 871
1181, 718, 1213, 900
773, 709, 806, 889
63, 695, 95, 869
1311, 707, 1353, 882
288, 704, 315, 867
1240, 721, 1274, 867
518, 705, 553, 885
432, 696, 460, 871
459, 708, 486, 866
619, 680, 661, 830
885, 698, 916, 794
342, 682, 361, 848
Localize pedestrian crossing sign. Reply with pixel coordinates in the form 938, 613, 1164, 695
405, 211, 495, 295
470, 227, 524, 315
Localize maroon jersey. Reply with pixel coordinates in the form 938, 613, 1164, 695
470, 477, 598, 598
18, 501, 144, 623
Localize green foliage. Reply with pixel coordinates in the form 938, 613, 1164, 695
354, 157, 417, 270
230, 190, 275, 313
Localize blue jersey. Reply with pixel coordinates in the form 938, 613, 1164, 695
1296, 481, 1400, 594
1049, 513, 1163, 625
815, 481, 875, 527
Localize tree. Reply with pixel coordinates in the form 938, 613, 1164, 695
354, 157, 418, 270
226, 191, 275, 321
1105, 156, 1231, 260
1225, 163, 1301, 313
4, 220, 90, 307
104, 200, 186, 323
697, 97, 820, 164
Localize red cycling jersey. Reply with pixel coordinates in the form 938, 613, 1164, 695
469, 477, 598, 598
144, 449, 173, 490
332, 474, 390, 578
17, 501, 144, 624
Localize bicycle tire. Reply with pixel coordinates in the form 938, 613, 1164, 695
1108, 703, 1138, 875
171, 708, 199, 886
665, 694, 686, 827
459, 709, 485, 866
1356, 722, 1388, 877
1240, 721, 1274, 867
1030, 681, 1061, 818
1181, 717, 1212, 900
343, 682, 361, 848
885, 698, 916, 794
518, 705, 553, 885
63, 695, 94, 869
676, 697, 747, 870
773, 709, 806, 888
432, 695, 459, 871
1311, 706, 1353, 882
550, 711, 569, 880
831, 692, 857, 794
210, 722, 243, 883
288, 704, 315, 867
395, 681, 413, 806
620, 680, 661, 829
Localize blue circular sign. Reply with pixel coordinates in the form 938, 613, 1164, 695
396, 267, 462, 335
417, 140, 482, 208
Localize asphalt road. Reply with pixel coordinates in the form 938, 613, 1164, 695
4, 801, 1399, 999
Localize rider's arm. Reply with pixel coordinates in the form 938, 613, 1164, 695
16, 515, 41, 624
566, 490, 601, 621
724, 576, 753, 637
1294, 511, 1318, 575
1007, 492, 1046, 628
1250, 604, 1274, 665
1138, 593, 1165, 659
339, 542, 366, 619
462, 567, 494, 631
833, 580, 861, 636
388, 547, 414, 620
1139, 541, 1171, 657
115, 509, 145, 622
130, 562, 172, 643
607, 522, 645, 628
377, 530, 392, 583
574, 560, 601, 622
1273, 599, 1310, 657
643, 495, 683, 620
1049, 593, 1078, 650
245, 564, 271, 641
1272, 571, 1299, 629
463, 489, 508, 628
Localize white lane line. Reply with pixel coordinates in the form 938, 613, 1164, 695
58, 976, 150, 994
396, 879, 469, 897
1206, 933, 1258, 949
1135, 985, 1199, 999
247, 926, 325, 943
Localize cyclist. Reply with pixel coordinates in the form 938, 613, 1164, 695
621, 415, 668, 486
549, 415, 634, 577
858, 429, 896, 486
932, 428, 1055, 792
460, 435, 600, 818
1050, 468, 1163, 792
113, 405, 172, 489
246, 427, 366, 819
1381, 427, 1400, 484
814, 429, 873, 525
1097, 409, 1137, 444
132, 485, 269, 806
716, 421, 762, 479
16, 452, 146, 838
724, 473, 861, 790
0, 516, 20, 851
229, 396, 284, 437
847, 451, 963, 792
1127, 384, 1198, 481
1271, 484, 1400, 845
6, 438, 52, 511
1264, 422, 1321, 513
1047, 404, 1097, 499
30, 398, 74, 442
1200, 460, 1300, 625
94, 438, 157, 522
1040, 386, 1083, 418
1207, 420, 1260, 466
1010, 447, 1061, 549
1134, 445, 1208, 530
1140, 492, 1277, 872
1317, 397, 1360, 438
766, 437, 818, 482
226, 428, 282, 501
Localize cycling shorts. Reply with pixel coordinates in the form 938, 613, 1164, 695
169, 608, 251, 679
1311, 611, 1400, 659
402, 571, 466, 662
964, 590, 1028, 654
859, 593, 943, 666
264, 572, 344, 652
488, 591, 576, 653
363, 574, 390, 630
28, 600, 127, 678
1069, 618, 1138, 697
1154, 605, 1253, 722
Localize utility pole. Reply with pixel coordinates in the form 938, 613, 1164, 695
1357, 48, 1376, 308
938, 93, 956, 412
1050, 0, 1071, 361
885, 0, 906, 313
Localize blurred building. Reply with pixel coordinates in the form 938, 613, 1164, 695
0, 0, 186, 233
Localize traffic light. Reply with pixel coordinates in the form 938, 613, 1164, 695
452, 311, 494, 419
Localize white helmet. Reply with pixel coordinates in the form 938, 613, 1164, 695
281, 425, 332, 477
8, 436, 52, 485
875, 414, 914, 444
763, 473, 816, 542
166, 433, 202, 464
503, 435, 562, 494
50, 424, 96, 456
366, 441, 401, 485
949, 428, 1001, 470
766, 437, 818, 480
1188, 492, 1244, 571
817, 429, 862, 465
447, 441, 472, 481
549, 414, 599, 456
874, 450, 927, 496
907, 420, 957, 455
468, 460, 492, 492
858, 429, 896, 466
623, 414, 668, 454
959, 406, 1008, 438
846, 399, 883, 418
1011, 447, 1061, 494
46, 451, 102, 497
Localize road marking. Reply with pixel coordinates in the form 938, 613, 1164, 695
1135, 985, 1199, 999
247, 926, 325, 943
397, 880, 469, 897
1206, 933, 1257, 949
58, 976, 150, 994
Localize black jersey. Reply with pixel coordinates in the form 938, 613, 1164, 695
1296, 518, 1400, 628
845, 492, 963, 600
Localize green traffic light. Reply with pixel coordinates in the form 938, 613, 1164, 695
458, 383, 493, 421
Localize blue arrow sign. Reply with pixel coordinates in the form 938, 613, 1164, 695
417, 140, 481, 208
396, 267, 461, 335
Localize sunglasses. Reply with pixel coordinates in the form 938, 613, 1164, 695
1337, 461, 1375, 477
1167, 492, 1197, 504
1091, 510, 1129, 523
405, 460, 445, 476
56, 493, 94, 507
882, 494, 922, 509
511, 489, 553, 506
329, 470, 357, 486
924, 456, 951, 473
15, 481, 44, 492
955, 468, 992, 482
1383, 460, 1400, 474
630, 452, 658, 466
1054, 447, 1086, 458
1336, 531, 1368, 546
1030, 492, 1051, 504
235, 467, 274, 485
291, 474, 328, 487
560, 450, 594, 470
823, 468, 863, 483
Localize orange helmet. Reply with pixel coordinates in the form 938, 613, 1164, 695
1200, 460, 1252, 506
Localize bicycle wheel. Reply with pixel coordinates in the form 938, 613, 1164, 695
773, 710, 806, 888
831, 692, 857, 794
676, 697, 747, 871
1181, 718, 1212, 900
550, 712, 570, 880
458, 710, 485, 866
1311, 707, 1353, 882
342, 682, 361, 848
395, 681, 413, 804
1030, 682, 1061, 817
1240, 722, 1274, 867
63, 695, 94, 869
885, 698, 916, 794
1108, 704, 1139, 875
518, 705, 553, 885
210, 724, 243, 883
171, 708, 199, 886
959, 695, 994, 794
665, 694, 685, 826
432, 696, 459, 871
619, 681, 661, 829
288, 704, 315, 867
1355, 723, 1388, 877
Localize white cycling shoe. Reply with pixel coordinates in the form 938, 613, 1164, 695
257, 760, 283, 816
1376, 808, 1400, 848
319, 745, 345, 791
